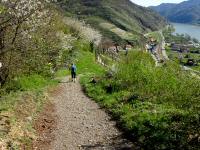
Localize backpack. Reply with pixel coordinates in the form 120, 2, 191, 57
71, 65, 76, 72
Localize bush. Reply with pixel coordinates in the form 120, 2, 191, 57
1, 74, 56, 95
17, 75, 49, 90
55, 69, 68, 78
81, 51, 200, 149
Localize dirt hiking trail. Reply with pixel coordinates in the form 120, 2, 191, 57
34, 77, 133, 150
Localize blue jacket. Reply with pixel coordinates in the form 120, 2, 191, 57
71, 65, 77, 72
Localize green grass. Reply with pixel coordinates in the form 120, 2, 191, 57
58, 0, 166, 45
80, 50, 200, 149
0, 74, 58, 113
0, 74, 59, 148
55, 68, 69, 77
1, 74, 58, 94
0, 90, 49, 148
18, 75, 53, 90
147, 31, 162, 42
77, 50, 106, 75
191, 66, 200, 72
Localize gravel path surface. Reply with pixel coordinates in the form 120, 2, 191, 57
50, 77, 133, 150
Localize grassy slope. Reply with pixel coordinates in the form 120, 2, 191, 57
77, 51, 105, 76
0, 35, 92, 149
0, 75, 60, 148
2, 44, 199, 149
56, 0, 166, 44
79, 50, 200, 149
147, 31, 163, 42
102, 0, 166, 32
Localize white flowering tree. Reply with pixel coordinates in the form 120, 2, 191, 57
63, 17, 102, 60
0, 0, 63, 86
63, 17, 102, 46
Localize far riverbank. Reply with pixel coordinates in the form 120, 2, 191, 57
171, 23, 200, 41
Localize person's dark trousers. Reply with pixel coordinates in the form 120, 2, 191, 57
71, 71, 76, 82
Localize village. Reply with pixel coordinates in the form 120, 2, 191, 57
145, 28, 200, 71
165, 39, 199, 70
100, 31, 200, 71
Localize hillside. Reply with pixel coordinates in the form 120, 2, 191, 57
150, 0, 200, 24
1, 0, 200, 149
56, 0, 167, 45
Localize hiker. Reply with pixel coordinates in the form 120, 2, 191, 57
71, 63, 77, 82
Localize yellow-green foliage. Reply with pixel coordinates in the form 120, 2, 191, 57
0, 2, 72, 88
77, 50, 105, 75
117, 52, 199, 108
147, 31, 162, 42
55, 69, 69, 78
81, 50, 200, 149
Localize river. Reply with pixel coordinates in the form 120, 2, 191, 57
171, 23, 200, 41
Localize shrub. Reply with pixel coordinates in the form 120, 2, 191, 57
82, 50, 200, 149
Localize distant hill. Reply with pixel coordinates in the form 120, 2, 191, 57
150, 0, 200, 24
56, 0, 166, 45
